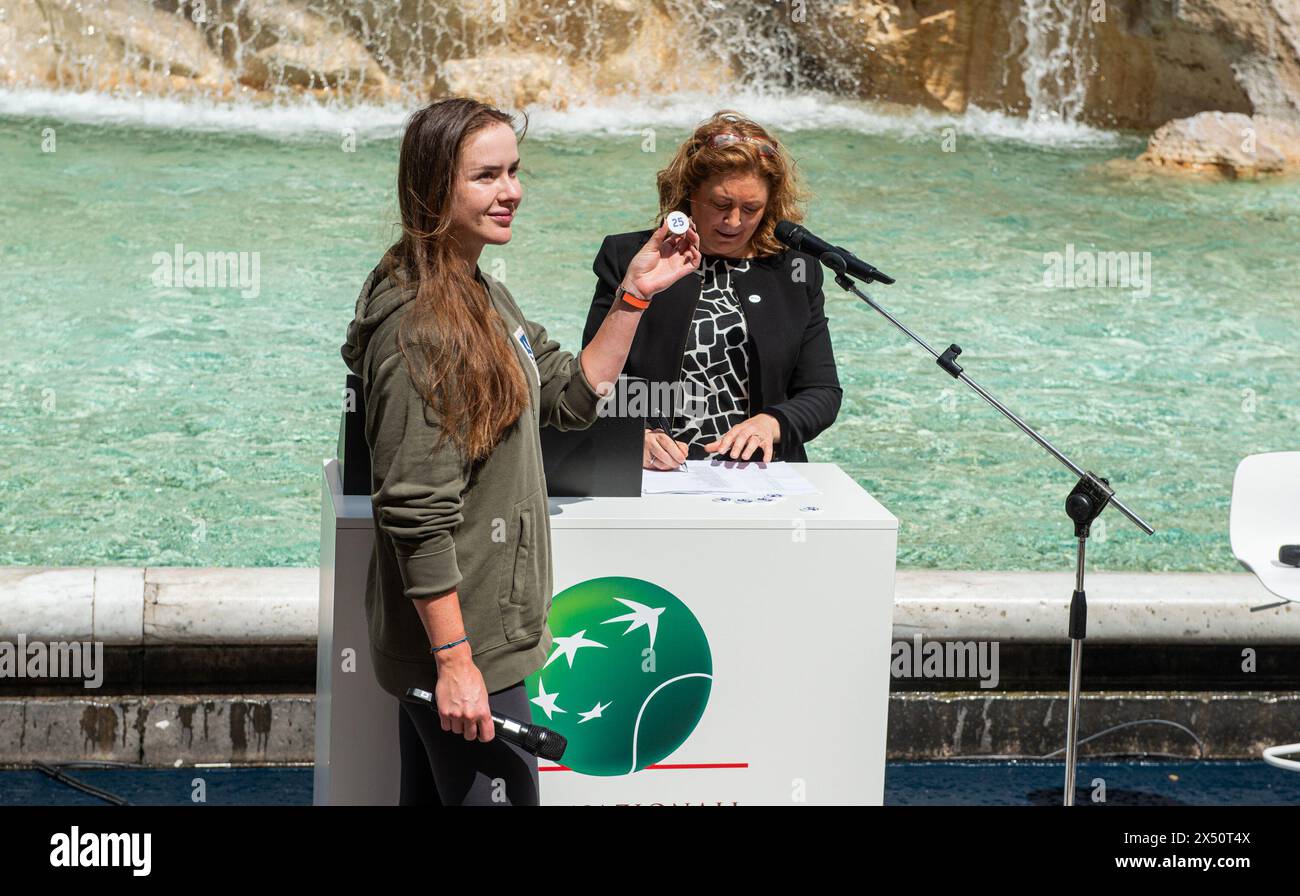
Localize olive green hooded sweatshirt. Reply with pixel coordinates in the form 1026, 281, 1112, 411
340, 261, 603, 698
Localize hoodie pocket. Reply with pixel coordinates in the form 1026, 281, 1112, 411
501, 499, 546, 642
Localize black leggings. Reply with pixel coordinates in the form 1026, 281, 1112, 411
397, 680, 540, 806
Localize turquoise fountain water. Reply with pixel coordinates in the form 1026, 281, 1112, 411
0, 97, 1296, 570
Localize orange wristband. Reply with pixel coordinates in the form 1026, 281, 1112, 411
616, 284, 651, 309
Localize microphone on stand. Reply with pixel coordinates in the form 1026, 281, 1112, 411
404, 687, 568, 762
774, 220, 895, 285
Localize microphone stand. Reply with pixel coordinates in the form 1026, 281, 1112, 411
819, 252, 1155, 806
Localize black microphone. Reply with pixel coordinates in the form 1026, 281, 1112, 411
404, 687, 568, 762
774, 220, 895, 285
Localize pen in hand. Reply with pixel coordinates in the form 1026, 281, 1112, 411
655, 415, 688, 472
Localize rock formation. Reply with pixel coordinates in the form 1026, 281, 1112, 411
796, 0, 1299, 130
1137, 111, 1300, 177
2, 0, 1297, 135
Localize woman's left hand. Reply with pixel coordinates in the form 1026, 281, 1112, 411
703, 413, 781, 462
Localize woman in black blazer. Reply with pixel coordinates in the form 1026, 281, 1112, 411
582, 111, 841, 467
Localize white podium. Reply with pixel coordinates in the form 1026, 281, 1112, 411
315, 461, 898, 806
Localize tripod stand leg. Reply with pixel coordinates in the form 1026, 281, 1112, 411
1064, 637, 1084, 805
1063, 532, 1089, 806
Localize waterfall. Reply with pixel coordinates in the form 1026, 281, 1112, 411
3, 0, 1134, 143
1017, 0, 1096, 125
3, 0, 856, 107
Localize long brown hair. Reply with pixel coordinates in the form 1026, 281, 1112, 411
386, 98, 530, 462
656, 111, 807, 257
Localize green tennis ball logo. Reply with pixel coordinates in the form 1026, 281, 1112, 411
526, 576, 712, 776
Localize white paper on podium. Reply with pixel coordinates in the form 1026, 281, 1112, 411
641, 460, 821, 497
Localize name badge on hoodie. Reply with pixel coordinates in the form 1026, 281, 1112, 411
513, 325, 541, 387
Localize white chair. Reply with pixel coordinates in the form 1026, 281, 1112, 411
1230, 451, 1300, 772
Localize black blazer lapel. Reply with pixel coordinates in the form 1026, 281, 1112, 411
728, 257, 786, 418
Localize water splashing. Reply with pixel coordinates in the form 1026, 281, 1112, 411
3, 0, 860, 106
0, 0, 1120, 145
1017, 0, 1096, 125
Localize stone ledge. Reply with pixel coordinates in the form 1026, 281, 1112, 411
3, 567, 1295, 644
887, 691, 1300, 761
0, 695, 313, 767
2, 692, 1293, 766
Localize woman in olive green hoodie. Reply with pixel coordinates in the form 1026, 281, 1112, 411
341, 98, 701, 805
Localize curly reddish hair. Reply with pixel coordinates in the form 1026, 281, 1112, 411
656, 111, 807, 257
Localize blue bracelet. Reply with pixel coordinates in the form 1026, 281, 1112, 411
429, 636, 468, 654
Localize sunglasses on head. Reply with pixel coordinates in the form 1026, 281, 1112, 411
699, 132, 778, 157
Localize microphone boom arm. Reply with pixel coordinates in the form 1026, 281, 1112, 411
819, 251, 1153, 535
818, 246, 1154, 809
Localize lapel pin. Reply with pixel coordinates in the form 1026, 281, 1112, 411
748, 294, 762, 303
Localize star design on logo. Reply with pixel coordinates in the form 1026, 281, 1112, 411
577, 700, 612, 724
544, 629, 607, 669
601, 597, 665, 649
530, 679, 566, 720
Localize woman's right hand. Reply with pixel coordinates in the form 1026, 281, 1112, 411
434, 643, 495, 742
644, 429, 689, 470
622, 217, 701, 301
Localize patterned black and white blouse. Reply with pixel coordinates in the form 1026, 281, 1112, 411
671, 255, 752, 450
